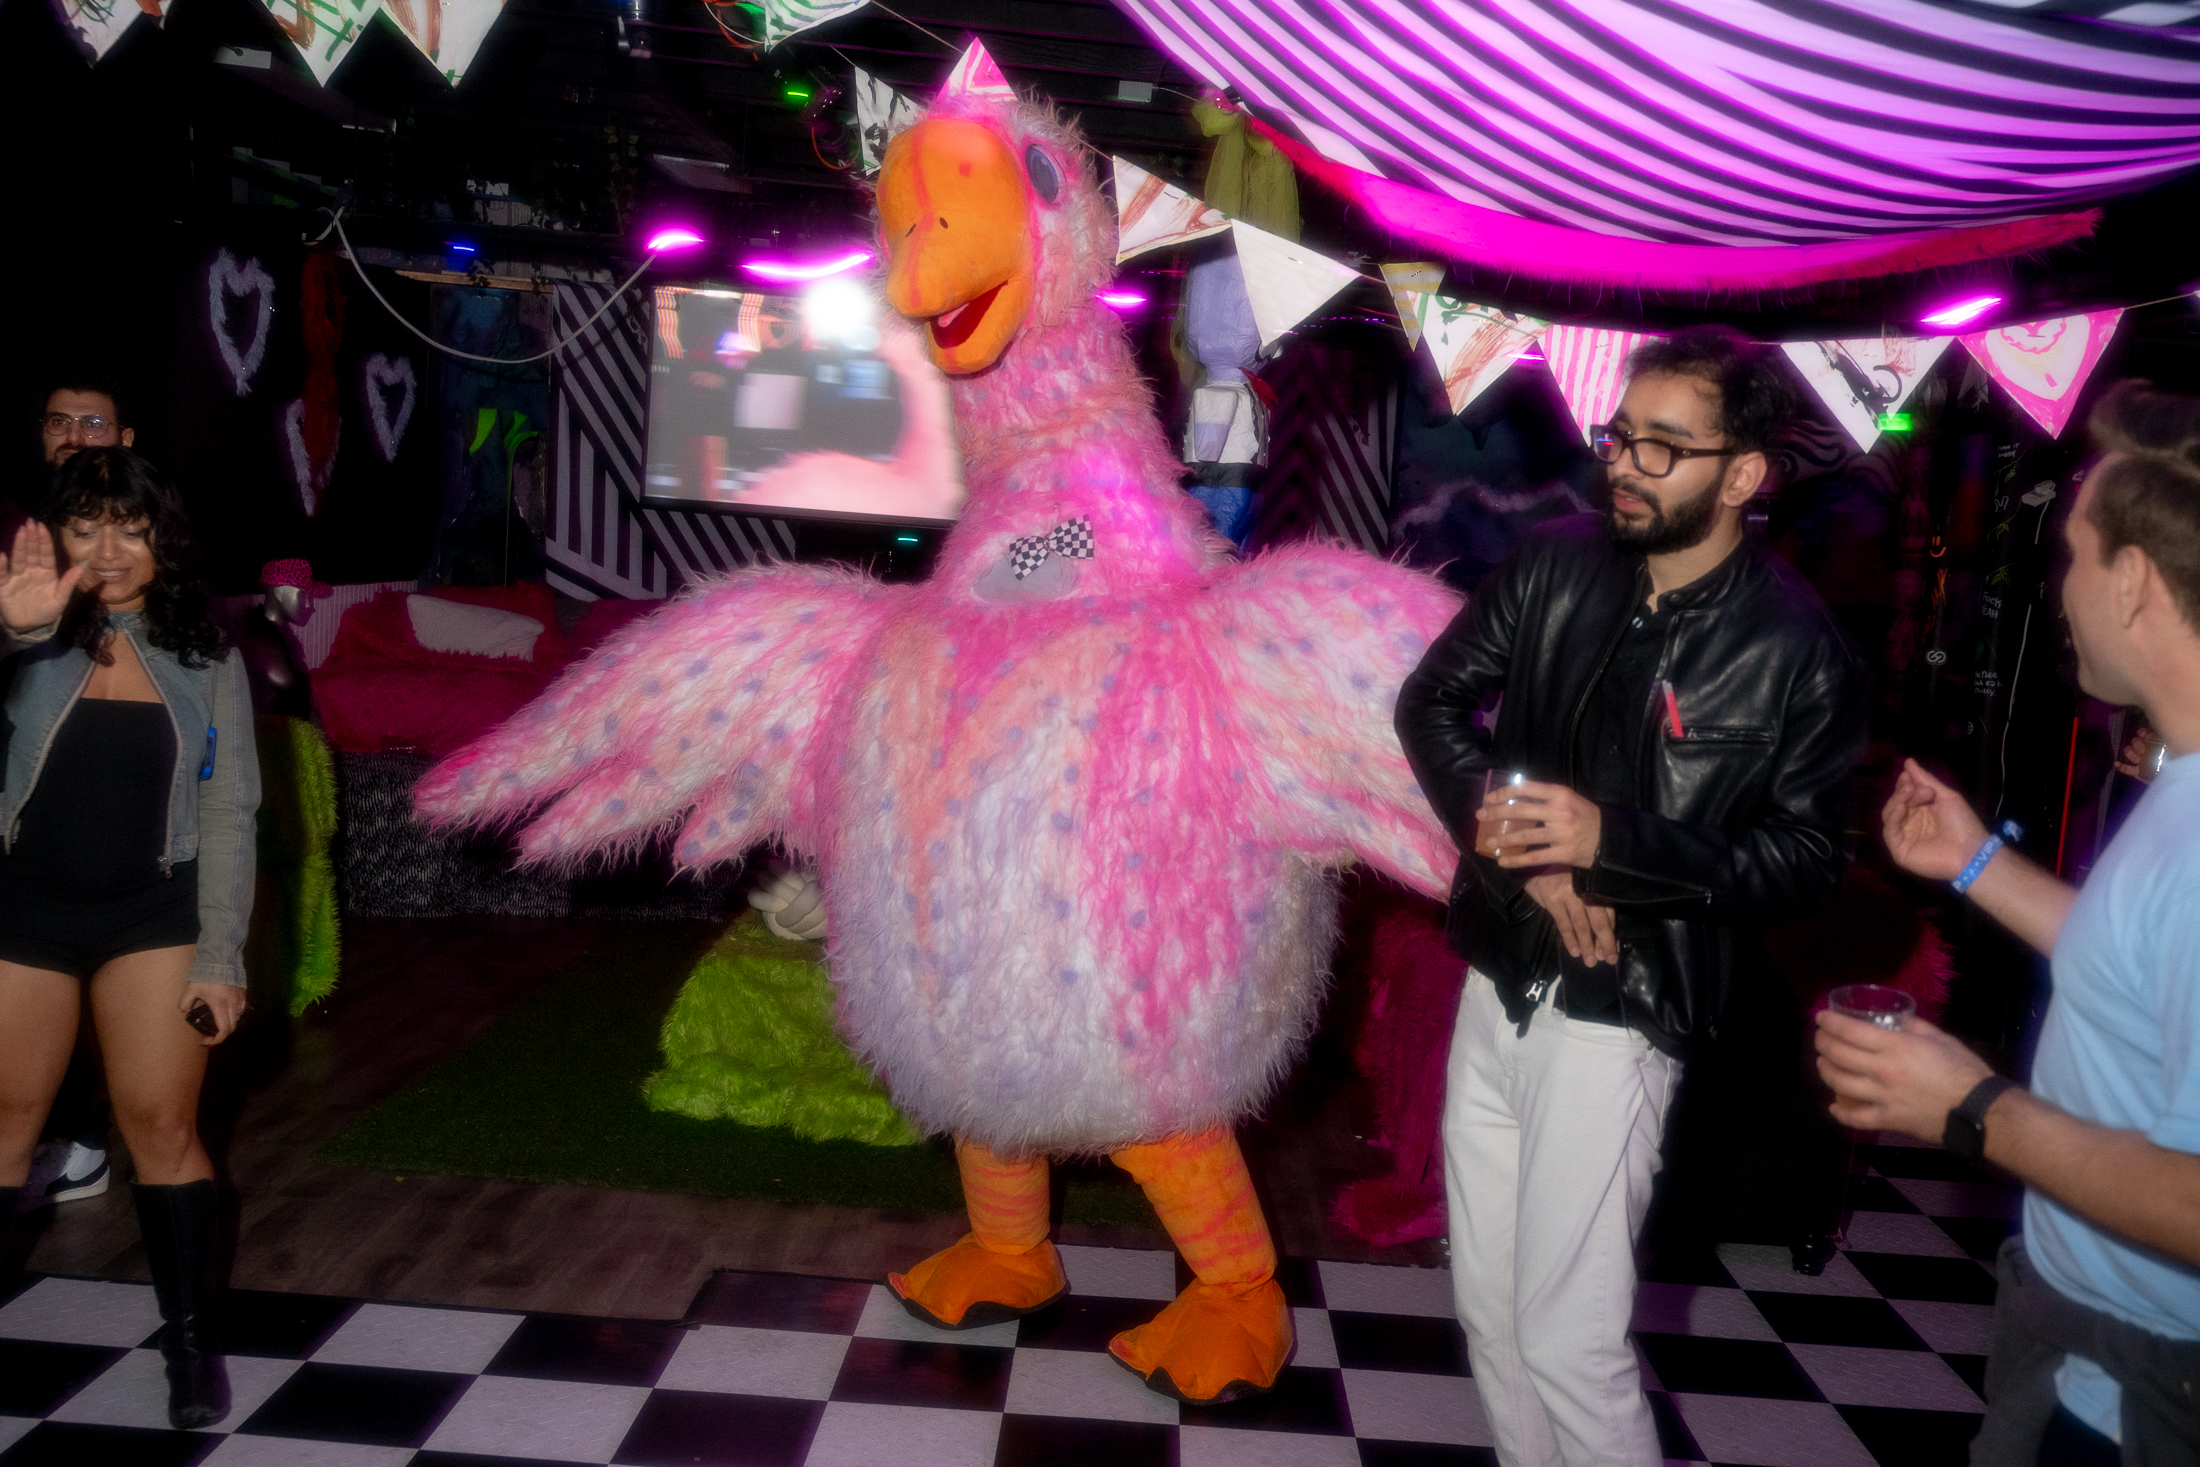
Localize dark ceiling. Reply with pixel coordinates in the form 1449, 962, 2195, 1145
0, 0, 2192, 337
0, 0, 1211, 264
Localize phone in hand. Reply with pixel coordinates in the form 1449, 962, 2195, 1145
183, 999, 219, 1037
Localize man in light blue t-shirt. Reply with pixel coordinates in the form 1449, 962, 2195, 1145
1816, 380, 2200, 1466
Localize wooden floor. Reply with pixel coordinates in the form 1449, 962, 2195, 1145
22, 915, 1440, 1319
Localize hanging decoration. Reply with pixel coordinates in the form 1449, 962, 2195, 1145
1113, 0, 2182, 290
1242, 119, 2096, 295
1379, 263, 1442, 349
56, 0, 168, 62
299, 249, 347, 516
941, 38, 1014, 100
855, 67, 918, 174
1781, 337, 1956, 451
1957, 311, 2125, 438
209, 250, 277, 399
1543, 326, 1659, 442
1113, 158, 1230, 263
1416, 296, 1546, 416
1230, 220, 1361, 351
283, 399, 339, 515
364, 353, 417, 462
758, 0, 870, 47
261, 0, 506, 85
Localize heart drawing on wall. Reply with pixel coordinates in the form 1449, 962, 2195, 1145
364, 354, 417, 461
209, 250, 277, 398
284, 398, 339, 516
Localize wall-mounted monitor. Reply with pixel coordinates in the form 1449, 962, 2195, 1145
640, 282, 963, 525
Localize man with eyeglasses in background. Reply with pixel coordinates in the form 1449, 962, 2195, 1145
41, 375, 134, 470
1396, 326, 1866, 1466
7, 372, 137, 1216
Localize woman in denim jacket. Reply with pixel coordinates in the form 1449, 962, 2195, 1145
0, 448, 258, 1430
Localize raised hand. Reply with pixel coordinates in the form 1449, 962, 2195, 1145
0, 521, 83, 635
1880, 758, 1989, 882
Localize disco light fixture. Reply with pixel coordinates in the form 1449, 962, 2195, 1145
645, 227, 707, 253
741, 249, 875, 282
1920, 294, 2002, 328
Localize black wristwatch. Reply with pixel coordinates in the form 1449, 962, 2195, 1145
1943, 1076, 2016, 1164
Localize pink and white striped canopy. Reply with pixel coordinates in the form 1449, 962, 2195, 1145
1112, 0, 2200, 248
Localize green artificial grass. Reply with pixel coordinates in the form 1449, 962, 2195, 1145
321, 920, 1162, 1228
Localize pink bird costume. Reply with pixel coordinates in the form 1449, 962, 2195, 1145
416, 43, 1461, 1403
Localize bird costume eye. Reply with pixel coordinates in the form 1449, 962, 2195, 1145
1024, 145, 1061, 202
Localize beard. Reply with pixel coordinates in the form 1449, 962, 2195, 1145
1603, 467, 1725, 554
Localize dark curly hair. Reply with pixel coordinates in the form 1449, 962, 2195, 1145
1626, 325, 1799, 458
43, 447, 227, 670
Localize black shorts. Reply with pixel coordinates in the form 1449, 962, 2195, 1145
0, 861, 200, 980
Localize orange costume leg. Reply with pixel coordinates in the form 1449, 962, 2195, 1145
887, 1138, 1067, 1329
1107, 1127, 1294, 1403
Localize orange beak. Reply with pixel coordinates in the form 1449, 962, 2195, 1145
878, 118, 1034, 376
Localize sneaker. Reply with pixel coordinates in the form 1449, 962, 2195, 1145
19, 1142, 110, 1209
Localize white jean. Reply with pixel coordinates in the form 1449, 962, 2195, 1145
1443, 968, 1683, 1467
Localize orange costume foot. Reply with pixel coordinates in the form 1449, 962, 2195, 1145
888, 1140, 1066, 1329
1107, 1128, 1295, 1403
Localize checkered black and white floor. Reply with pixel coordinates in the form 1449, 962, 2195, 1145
0, 1144, 2019, 1467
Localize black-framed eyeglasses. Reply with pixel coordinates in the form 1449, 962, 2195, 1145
1590, 423, 1733, 480
41, 412, 117, 437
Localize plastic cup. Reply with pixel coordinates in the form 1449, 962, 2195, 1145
1475, 770, 1530, 858
1828, 984, 1916, 1030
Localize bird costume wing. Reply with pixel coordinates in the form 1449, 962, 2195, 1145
414, 564, 906, 869
1195, 543, 1462, 898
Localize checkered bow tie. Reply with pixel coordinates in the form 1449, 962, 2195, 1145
1006, 516, 1095, 579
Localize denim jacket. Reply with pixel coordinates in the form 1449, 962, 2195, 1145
3, 611, 261, 986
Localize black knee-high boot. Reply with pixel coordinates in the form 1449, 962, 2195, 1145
0, 1186, 25, 1291
132, 1181, 230, 1430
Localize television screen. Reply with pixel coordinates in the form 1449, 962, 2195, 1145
641, 281, 964, 524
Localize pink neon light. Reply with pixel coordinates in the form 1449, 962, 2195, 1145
1920, 294, 2003, 328
646, 228, 707, 252
741, 249, 875, 282
1098, 291, 1148, 308
1512, 347, 1546, 363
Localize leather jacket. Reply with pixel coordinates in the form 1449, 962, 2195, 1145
1395, 515, 1866, 1059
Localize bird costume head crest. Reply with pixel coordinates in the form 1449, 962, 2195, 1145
877, 40, 1116, 376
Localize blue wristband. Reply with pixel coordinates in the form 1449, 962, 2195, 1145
1952, 820, 2022, 895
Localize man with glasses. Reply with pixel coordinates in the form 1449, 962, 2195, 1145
1396, 326, 1865, 1466
40, 375, 133, 470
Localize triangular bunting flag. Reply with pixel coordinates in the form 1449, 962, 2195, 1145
1380, 263, 1443, 349
1113, 158, 1230, 263
857, 68, 920, 174
757, 0, 870, 46
1543, 326, 1659, 442
397, 0, 506, 83
264, 0, 379, 84
1781, 337, 1954, 451
57, 0, 168, 62
1958, 310, 2124, 438
942, 39, 1014, 100
1231, 221, 1361, 351
263, 0, 506, 84
1416, 295, 1546, 415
